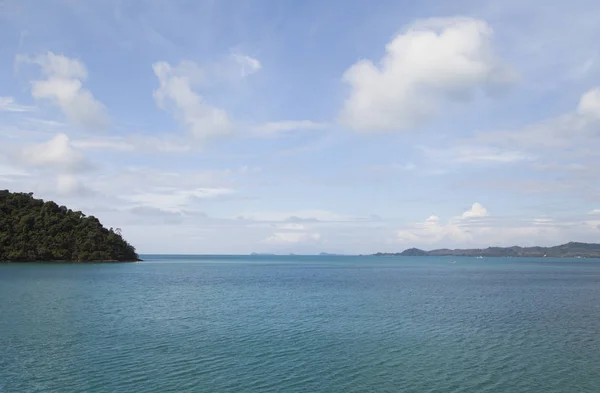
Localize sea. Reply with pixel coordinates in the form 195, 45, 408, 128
1, 255, 599, 393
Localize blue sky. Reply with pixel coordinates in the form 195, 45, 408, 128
1, 0, 600, 254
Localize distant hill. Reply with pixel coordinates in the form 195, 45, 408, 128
0, 190, 139, 262
396, 248, 428, 256
374, 242, 600, 258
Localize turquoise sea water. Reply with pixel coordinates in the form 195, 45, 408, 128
1, 255, 599, 392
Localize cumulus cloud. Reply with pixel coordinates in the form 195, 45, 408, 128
20, 133, 91, 172
397, 203, 489, 244
153, 61, 232, 141
461, 202, 489, 218
396, 215, 474, 244
18, 52, 109, 130
340, 17, 514, 132
393, 203, 596, 247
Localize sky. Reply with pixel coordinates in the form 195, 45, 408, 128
1, 0, 600, 254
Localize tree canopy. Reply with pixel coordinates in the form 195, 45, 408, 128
0, 190, 139, 262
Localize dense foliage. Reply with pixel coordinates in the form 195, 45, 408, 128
0, 190, 139, 262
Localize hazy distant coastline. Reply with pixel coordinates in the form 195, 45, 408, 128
373, 242, 600, 258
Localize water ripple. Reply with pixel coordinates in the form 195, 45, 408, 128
1, 257, 600, 392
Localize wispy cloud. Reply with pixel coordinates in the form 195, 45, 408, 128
421, 145, 533, 165
264, 231, 321, 245
125, 188, 235, 212
252, 120, 327, 137
0, 97, 34, 112
231, 53, 262, 77
153, 60, 232, 141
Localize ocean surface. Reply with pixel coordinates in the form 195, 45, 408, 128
1, 255, 599, 393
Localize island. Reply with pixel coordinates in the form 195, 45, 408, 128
0, 190, 140, 262
373, 242, 600, 258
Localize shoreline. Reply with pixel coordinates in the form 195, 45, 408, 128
0, 259, 143, 263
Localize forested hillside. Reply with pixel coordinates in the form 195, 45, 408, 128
0, 190, 139, 262
374, 242, 600, 258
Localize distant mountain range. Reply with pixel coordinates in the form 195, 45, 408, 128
373, 242, 600, 258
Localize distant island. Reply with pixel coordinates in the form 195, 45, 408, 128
0, 190, 139, 262
374, 242, 600, 258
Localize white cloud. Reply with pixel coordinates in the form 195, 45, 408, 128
470, 87, 600, 150
56, 174, 87, 195
125, 187, 234, 212
461, 202, 489, 218
397, 215, 474, 244
577, 87, 600, 119
72, 137, 134, 151
83, 166, 253, 203
276, 223, 306, 231
452, 147, 532, 163
0, 97, 34, 112
264, 232, 321, 244
421, 145, 533, 167
20, 133, 91, 172
239, 209, 363, 222
532, 162, 587, 172
232, 53, 262, 77
588, 209, 600, 215
0, 162, 30, 182
19, 52, 109, 130
340, 17, 514, 132
392, 203, 600, 248
397, 203, 489, 244
420, 86, 600, 172
153, 61, 232, 141
72, 134, 191, 153
252, 120, 326, 137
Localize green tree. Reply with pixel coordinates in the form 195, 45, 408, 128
0, 190, 139, 262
